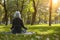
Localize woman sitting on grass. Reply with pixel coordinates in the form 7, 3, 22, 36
11, 11, 27, 34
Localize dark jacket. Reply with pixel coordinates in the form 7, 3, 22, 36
11, 17, 27, 33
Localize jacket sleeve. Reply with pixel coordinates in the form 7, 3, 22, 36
20, 19, 27, 30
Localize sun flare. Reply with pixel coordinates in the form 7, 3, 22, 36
52, 0, 58, 4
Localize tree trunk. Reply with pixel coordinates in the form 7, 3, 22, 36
49, 0, 52, 26
0, 0, 2, 4
31, 0, 37, 25
4, 0, 8, 25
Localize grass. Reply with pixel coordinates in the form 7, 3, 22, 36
0, 24, 60, 34
0, 24, 60, 40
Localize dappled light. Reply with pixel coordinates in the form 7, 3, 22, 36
0, 0, 60, 40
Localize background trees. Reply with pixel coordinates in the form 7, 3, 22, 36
0, 0, 60, 25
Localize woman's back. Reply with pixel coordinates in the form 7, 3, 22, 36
11, 11, 27, 34
12, 18, 22, 26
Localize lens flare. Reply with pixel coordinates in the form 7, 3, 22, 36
52, 0, 58, 4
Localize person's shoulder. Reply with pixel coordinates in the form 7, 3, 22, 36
13, 18, 18, 20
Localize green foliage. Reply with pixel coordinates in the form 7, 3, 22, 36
0, 5, 4, 21
29, 1, 34, 12
0, 0, 60, 25
7, 0, 17, 12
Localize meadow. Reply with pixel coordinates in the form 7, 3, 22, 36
0, 24, 60, 40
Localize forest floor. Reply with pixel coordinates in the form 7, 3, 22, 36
0, 24, 60, 40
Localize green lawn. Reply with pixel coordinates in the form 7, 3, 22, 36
0, 24, 60, 40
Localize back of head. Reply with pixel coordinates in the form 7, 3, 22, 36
14, 11, 21, 19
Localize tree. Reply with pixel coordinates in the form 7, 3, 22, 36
49, 0, 52, 26
3, 0, 8, 25
31, 0, 37, 25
